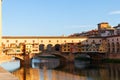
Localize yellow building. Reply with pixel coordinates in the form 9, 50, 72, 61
61, 43, 82, 53
98, 22, 110, 30
1, 36, 87, 54
25, 43, 32, 53
1, 35, 120, 60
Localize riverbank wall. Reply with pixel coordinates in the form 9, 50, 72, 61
108, 54, 120, 59
0, 67, 18, 80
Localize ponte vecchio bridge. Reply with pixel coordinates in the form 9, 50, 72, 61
0, 36, 107, 64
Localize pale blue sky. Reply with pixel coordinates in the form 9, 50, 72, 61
2, 0, 120, 36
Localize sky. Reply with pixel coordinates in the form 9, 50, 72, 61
2, 0, 120, 36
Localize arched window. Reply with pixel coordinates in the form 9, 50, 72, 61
108, 43, 110, 52
41, 40, 43, 43
116, 42, 120, 53
39, 44, 45, 51
24, 40, 27, 43
47, 44, 53, 51
15, 40, 18, 43
57, 40, 59, 43
112, 42, 115, 53
55, 44, 61, 51
33, 40, 35, 43
6, 40, 9, 42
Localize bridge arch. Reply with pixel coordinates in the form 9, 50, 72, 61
47, 44, 53, 51
39, 44, 45, 51
51, 53, 68, 62
54, 44, 61, 51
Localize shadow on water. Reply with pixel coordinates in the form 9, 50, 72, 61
54, 59, 120, 80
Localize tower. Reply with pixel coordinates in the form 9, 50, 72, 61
0, 0, 2, 54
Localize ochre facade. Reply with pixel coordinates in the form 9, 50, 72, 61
1, 36, 120, 59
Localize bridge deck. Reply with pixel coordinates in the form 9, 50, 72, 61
0, 67, 18, 80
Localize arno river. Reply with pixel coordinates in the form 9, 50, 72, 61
0, 57, 120, 80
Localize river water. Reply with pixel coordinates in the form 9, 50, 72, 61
0, 58, 120, 80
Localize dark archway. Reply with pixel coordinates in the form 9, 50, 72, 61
55, 44, 61, 51
47, 44, 53, 51
39, 44, 45, 51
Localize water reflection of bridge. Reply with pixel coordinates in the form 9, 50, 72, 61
11, 57, 120, 80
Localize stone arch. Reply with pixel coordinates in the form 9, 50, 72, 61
39, 44, 45, 51
51, 53, 68, 62
47, 44, 53, 51
54, 44, 61, 51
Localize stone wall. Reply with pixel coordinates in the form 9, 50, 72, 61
108, 54, 120, 59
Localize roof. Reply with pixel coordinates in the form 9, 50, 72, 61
2, 36, 88, 39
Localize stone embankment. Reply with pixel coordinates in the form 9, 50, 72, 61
0, 67, 18, 80
0, 55, 18, 80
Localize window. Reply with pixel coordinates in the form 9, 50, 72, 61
64, 49, 66, 51
64, 40, 66, 43
117, 38, 118, 41
112, 48, 115, 53
33, 40, 35, 43
41, 40, 43, 43
15, 40, 18, 43
49, 40, 51, 42
6, 40, 9, 42
117, 48, 119, 53
112, 42, 115, 47
24, 40, 26, 43
72, 40, 74, 42
64, 45, 66, 47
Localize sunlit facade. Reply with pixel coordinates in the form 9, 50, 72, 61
1, 36, 87, 54
1, 35, 120, 59
107, 35, 120, 59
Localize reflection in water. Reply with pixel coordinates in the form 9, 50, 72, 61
32, 58, 60, 69
1, 58, 120, 80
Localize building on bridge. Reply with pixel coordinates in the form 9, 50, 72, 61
106, 35, 120, 59
1, 36, 87, 54
1, 36, 120, 59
